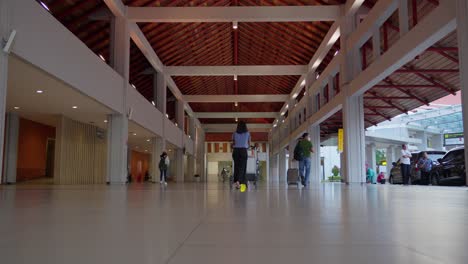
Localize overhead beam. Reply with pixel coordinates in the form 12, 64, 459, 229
203, 123, 271, 133
127, 6, 341, 23
350, 0, 456, 96
184, 94, 288, 103
194, 112, 277, 118
165, 65, 307, 76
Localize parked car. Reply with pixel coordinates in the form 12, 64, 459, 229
430, 147, 466, 186
389, 150, 446, 185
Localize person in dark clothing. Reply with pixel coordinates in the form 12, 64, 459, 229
232, 121, 251, 192
159, 151, 170, 186
417, 152, 433, 185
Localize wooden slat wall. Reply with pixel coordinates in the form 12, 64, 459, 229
54, 116, 107, 184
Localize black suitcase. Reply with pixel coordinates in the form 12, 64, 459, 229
287, 168, 301, 187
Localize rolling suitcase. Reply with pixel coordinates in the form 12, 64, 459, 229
287, 168, 301, 187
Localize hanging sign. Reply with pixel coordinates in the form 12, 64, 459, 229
338, 128, 344, 153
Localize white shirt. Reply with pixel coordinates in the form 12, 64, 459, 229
401, 149, 411, 165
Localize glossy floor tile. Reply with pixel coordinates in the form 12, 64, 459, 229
0, 182, 467, 264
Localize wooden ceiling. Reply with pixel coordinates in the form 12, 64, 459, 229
39, 0, 459, 138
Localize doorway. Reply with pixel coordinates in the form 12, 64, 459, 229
45, 138, 55, 178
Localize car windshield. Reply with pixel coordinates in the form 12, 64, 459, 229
428, 154, 445, 161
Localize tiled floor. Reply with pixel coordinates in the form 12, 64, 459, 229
1, 182, 467, 264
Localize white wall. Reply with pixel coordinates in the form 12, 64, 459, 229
127, 85, 163, 136
164, 119, 183, 148
320, 146, 341, 181
11, 0, 124, 113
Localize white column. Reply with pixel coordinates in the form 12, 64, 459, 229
266, 143, 270, 183
175, 99, 185, 182
366, 143, 377, 171
341, 9, 365, 184
0, 0, 12, 184
457, 0, 468, 185
156, 72, 167, 115
278, 147, 287, 183
3, 113, 19, 183
309, 125, 321, 184
288, 138, 296, 169
399, 0, 409, 36
107, 114, 128, 183
386, 145, 396, 176
343, 95, 366, 183
151, 137, 166, 182
107, 15, 130, 184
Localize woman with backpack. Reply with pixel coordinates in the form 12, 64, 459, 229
159, 151, 170, 186
232, 121, 251, 192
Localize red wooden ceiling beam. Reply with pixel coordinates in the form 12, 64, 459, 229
383, 78, 429, 106
373, 84, 439, 88
395, 69, 459, 74
403, 66, 457, 95
365, 96, 413, 100
365, 91, 407, 113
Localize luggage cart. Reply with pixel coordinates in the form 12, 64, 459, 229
246, 145, 259, 188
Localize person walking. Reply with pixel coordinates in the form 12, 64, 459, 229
159, 151, 170, 186
400, 144, 412, 185
232, 121, 251, 192
417, 152, 433, 185
296, 133, 314, 187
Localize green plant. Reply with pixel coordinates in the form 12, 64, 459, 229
331, 165, 340, 177
328, 176, 342, 182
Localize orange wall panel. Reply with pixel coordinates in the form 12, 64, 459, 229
131, 150, 150, 182
16, 118, 56, 181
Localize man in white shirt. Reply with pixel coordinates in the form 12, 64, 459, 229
400, 144, 412, 185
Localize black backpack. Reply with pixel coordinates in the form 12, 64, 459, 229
293, 142, 304, 161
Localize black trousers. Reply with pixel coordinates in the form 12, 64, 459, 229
160, 168, 167, 182
421, 171, 431, 185
401, 164, 411, 184
233, 148, 248, 184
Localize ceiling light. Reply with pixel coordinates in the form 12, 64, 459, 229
131, 84, 136, 89
304, 91, 307, 95
235, 118, 238, 122
151, 101, 155, 106
285, 104, 289, 109
99, 54, 106, 62
133, 132, 137, 136
233, 21, 238, 29
104, 120, 108, 123
36, 90, 44, 94
334, 50, 339, 56
175, 123, 178, 127
273, 124, 277, 127
135, 146, 139, 149
281, 112, 285, 116
146, 139, 151, 142
72, 106, 78, 109
188, 135, 191, 139
235, 102, 238, 107
168, 149, 172, 152
166, 114, 169, 118
315, 73, 320, 80
40, 1, 50, 11
301, 80, 306, 86
282, 120, 285, 123
292, 93, 298, 99
145, 150, 148, 152
234, 75, 237, 81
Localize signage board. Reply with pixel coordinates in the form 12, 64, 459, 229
444, 133, 464, 146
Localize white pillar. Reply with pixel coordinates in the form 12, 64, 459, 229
0, 0, 12, 184
399, 0, 409, 36
386, 146, 394, 176
343, 95, 366, 183
340, 8, 365, 184
278, 147, 287, 183
266, 143, 270, 182
175, 100, 185, 182
106, 14, 130, 184
457, 0, 468, 185
366, 143, 377, 171
107, 114, 128, 183
151, 137, 166, 182
3, 113, 19, 183
288, 138, 296, 169
309, 125, 321, 184
156, 72, 167, 115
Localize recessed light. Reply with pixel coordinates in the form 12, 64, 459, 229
13, 106, 20, 110
36, 90, 44, 94
301, 80, 306, 86
131, 84, 136, 89
72, 106, 78, 109
235, 102, 238, 107
146, 139, 150, 142
175, 123, 178, 127
282, 120, 285, 123
235, 118, 238, 122
334, 50, 339, 56
104, 120, 108, 123
40, 1, 50, 11
234, 75, 237, 81
233, 21, 238, 29
133, 133, 137, 136
166, 114, 169, 118
99, 54, 106, 62
145, 150, 148, 152
151, 101, 155, 106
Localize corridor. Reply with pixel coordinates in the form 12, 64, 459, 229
1, 183, 467, 264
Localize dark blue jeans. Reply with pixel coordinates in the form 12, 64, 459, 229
401, 164, 411, 184
160, 168, 167, 182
